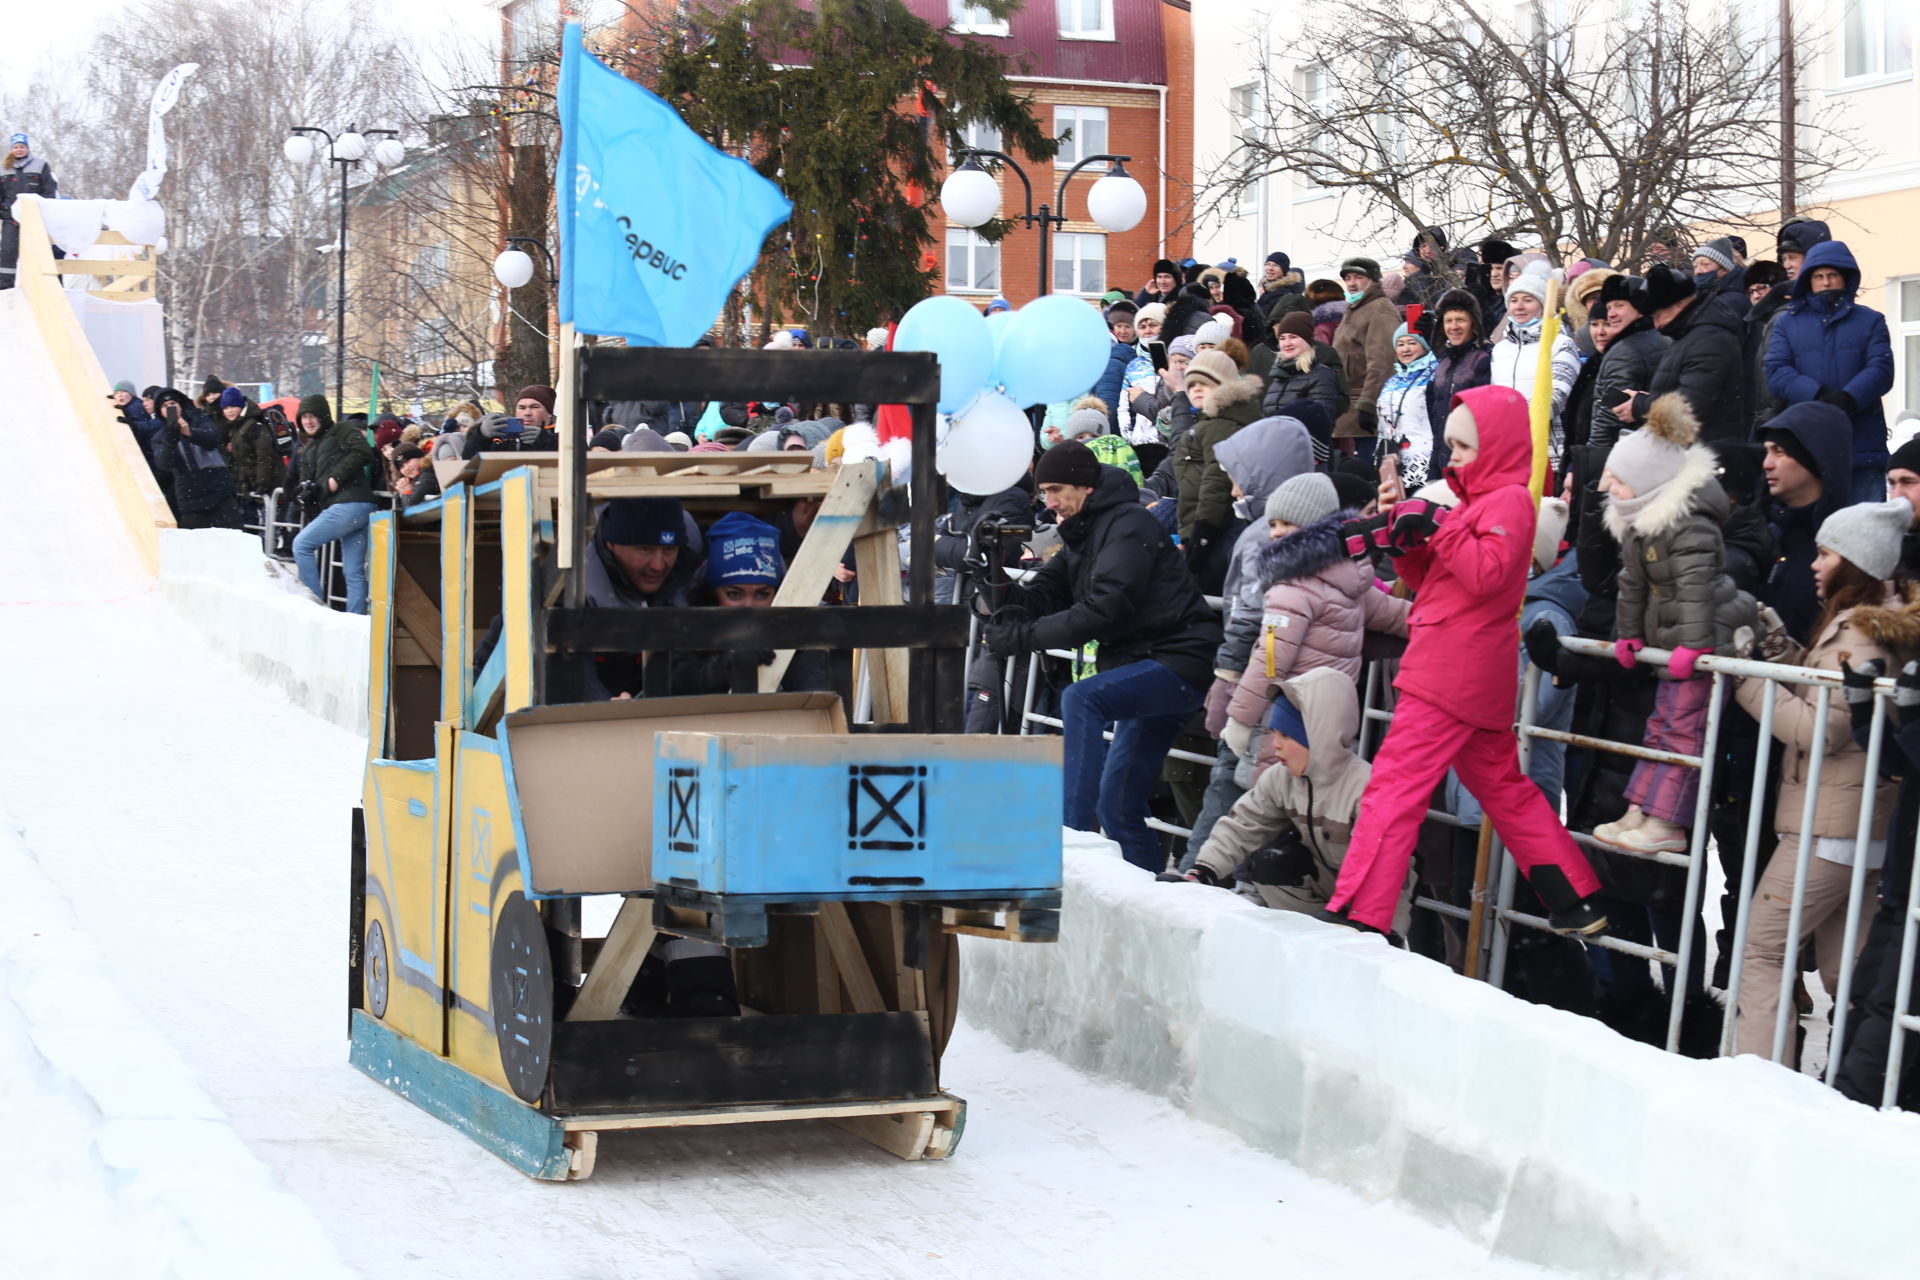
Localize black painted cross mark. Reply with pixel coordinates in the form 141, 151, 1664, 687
847, 764, 928, 852
668, 766, 700, 852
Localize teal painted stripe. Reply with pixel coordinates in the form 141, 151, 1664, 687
348, 1011, 570, 1179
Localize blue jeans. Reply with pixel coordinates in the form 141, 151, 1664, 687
1060, 659, 1203, 872
294, 501, 377, 614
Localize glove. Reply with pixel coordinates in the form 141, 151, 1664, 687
1667, 645, 1710, 680
1246, 830, 1317, 888
1221, 718, 1255, 758
1817, 389, 1859, 416
1614, 637, 1645, 669
1357, 407, 1378, 436
1384, 498, 1445, 555
1523, 618, 1564, 676
982, 605, 1032, 657
1185, 520, 1220, 568
1341, 513, 1392, 560
1841, 657, 1885, 731
1896, 661, 1920, 724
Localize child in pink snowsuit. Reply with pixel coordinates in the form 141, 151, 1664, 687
1327, 384, 1608, 936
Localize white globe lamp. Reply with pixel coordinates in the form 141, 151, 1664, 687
283, 134, 315, 165
1087, 168, 1147, 233
333, 131, 368, 162
371, 137, 406, 169
940, 163, 1001, 229
493, 249, 535, 290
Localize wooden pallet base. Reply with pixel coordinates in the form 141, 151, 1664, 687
348, 1010, 965, 1180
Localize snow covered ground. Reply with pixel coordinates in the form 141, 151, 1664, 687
0, 290, 1565, 1279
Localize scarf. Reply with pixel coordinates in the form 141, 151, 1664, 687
1605, 479, 1672, 530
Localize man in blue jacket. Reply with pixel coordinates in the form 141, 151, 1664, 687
1764, 240, 1896, 504
1093, 301, 1137, 430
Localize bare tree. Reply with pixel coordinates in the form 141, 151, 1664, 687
5, 0, 423, 396
1204, 0, 1861, 269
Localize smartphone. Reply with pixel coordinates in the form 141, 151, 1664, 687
1605, 388, 1633, 409
1148, 340, 1168, 372
497, 416, 526, 437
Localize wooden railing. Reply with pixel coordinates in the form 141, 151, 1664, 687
13, 198, 175, 574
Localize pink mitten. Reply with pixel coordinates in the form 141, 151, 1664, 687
1614, 637, 1645, 669
1668, 645, 1709, 680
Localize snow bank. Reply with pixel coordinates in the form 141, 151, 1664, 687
960, 834, 1920, 1280
157, 530, 369, 736
0, 812, 353, 1280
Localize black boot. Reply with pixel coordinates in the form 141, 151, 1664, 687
1528, 865, 1610, 937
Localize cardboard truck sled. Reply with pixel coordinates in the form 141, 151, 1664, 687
348, 346, 1063, 1180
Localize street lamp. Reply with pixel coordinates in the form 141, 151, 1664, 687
285, 121, 405, 414
939, 149, 1146, 297
492, 236, 555, 289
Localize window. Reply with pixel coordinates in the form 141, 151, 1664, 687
414, 241, 450, 289
1898, 279, 1920, 415
1053, 105, 1108, 168
946, 229, 1000, 293
1056, 0, 1113, 39
949, 1, 1007, 36
1053, 231, 1105, 296
1844, 0, 1914, 80
1298, 64, 1333, 108
1229, 83, 1261, 217
506, 0, 558, 63
952, 118, 1003, 162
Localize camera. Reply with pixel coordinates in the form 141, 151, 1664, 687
297, 479, 324, 507
964, 515, 1033, 574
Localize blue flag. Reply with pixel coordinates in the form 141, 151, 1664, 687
556, 21, 791, 346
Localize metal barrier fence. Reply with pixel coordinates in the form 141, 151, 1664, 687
1003, 623, 1919, 1109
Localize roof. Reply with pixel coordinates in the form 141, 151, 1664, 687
900, 0, 1167, 86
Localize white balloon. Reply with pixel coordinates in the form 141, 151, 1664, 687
937, 390, 1033, 496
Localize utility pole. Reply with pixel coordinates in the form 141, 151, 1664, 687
1779, 0, 1796, 217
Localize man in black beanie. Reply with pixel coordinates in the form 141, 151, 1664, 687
984, 440, 1222, 872
1885, 438, 1920, 576
587, 497, 702, 608
1615, 263, 1748, 442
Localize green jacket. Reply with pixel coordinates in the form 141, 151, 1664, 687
1173, 373, 1264, 539
298, 418, 377, 507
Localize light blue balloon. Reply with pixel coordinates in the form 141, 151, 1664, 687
895, 295, 996, 414
994, 294, 1112, 408
984, 307, 1017, 364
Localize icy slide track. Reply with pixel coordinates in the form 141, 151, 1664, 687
1, 286, 1913, 1280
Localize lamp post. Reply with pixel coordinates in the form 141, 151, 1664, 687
492, 236, 559, 393
285, 123, 405, 413
939, 149, 1147, 297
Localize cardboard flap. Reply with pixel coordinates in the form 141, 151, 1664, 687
502, 693, 846, 896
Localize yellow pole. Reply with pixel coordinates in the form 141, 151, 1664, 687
1466, 271, 1564, 978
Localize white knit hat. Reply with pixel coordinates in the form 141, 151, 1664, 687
1134, 302, 1169, 328
1817, 499, 1912, 581
1193, 318, 1234, 348
1505, 264, 1553, 305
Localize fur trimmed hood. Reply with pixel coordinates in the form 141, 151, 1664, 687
1205, 372, 1265, 416
1256, 510, 1359, 587
1603, 443, 1725, 541
1847, 584, 1920, 654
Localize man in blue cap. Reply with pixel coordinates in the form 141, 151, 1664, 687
0, 132, 58, 290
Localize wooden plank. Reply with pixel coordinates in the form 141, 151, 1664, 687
566, 897, 658, 1022
852, 529, 909, 724
817, 902, 888, 1015
391, 565, 443, 668
759, 462, 882, 692
547, 1011, 935, 1112
557, 1093, 961, 1132
53, 258, 157, 276
393, 635, 435, 666
828, 1109, 939, 1160
580, 345, 939, 405
558, 322, 580, 570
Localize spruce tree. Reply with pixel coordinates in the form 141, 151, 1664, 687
653, 0, 1054, 341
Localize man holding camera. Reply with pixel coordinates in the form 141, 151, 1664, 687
290, 394, 377, 613
984, 440, 1220, 872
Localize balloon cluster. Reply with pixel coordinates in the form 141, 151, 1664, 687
891, 294, 1110, 495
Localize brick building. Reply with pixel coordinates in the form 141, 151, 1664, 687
907, 0, 1193, 307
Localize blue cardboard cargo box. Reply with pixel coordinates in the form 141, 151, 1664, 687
652, 730, 1063, 899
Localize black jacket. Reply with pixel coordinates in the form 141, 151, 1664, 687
1746, 281, 1795, 431
148, 392, 236, 513
1005, 465, 1221, 690
934, 478, 1036, 574
1760, 401, 1857, 643
1587, 320, 1669, 451
1635, 293, 1748, 443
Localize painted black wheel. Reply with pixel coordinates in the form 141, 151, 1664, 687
490, 891, 554, 1103
364, 918, 390, 1018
